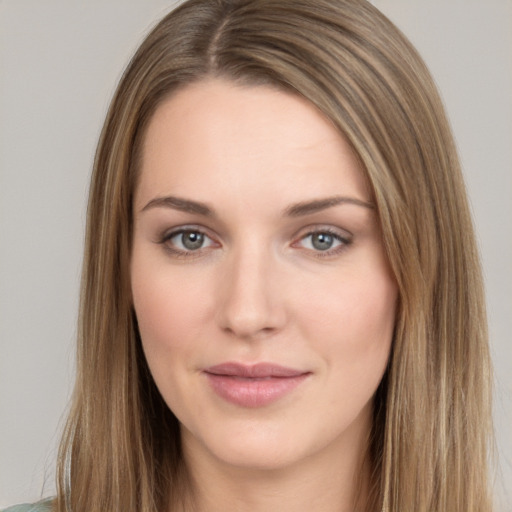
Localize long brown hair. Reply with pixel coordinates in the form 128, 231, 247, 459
56, 1, 494, 510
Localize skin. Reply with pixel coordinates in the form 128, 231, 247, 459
131, 79, 397, 512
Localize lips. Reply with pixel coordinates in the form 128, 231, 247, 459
203, 362, 310, 408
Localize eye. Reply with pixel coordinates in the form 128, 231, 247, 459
171, 230, 208, 251
306, 232, 338, 251
160, 228, 218, 255
294, 228, 351, 255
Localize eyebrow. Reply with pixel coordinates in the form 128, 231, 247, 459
140, 194, 374, 217
141, 196, 213, 216
283, 196, 374, 217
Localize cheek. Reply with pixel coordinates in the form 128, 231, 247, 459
131, 261, 216, 418
130, 255, 215, 373
297, 262, 397, 384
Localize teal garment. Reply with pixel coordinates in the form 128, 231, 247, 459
2, 500, 53, 512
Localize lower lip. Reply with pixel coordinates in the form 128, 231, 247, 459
204, 373, 309, 408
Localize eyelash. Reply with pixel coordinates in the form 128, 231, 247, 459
157, 226, 218, 259
293, 227, 352, 258
156, 225, 352, 259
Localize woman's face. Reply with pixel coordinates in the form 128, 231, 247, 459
131, 79, 397, 473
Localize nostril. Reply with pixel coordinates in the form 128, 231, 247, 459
218, 294, 284, 339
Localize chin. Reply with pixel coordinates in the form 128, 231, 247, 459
181, 417, 311, 471
212, 441, 307, 472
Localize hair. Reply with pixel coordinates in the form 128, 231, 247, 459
54, 0, 494, 511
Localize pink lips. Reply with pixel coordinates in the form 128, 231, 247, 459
203, 362, 310, 408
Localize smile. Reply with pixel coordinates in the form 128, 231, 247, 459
203, 362, 310, 408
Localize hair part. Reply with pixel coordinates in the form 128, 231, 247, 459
56, 1, 494, 511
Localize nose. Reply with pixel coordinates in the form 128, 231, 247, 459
216, 244, 286, 339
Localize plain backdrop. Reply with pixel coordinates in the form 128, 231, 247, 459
1, 0, 511, 509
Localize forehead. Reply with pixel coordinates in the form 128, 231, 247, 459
136, 78, 370, 210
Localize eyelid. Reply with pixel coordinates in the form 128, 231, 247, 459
157, 224, 221, 258
292, 224, 353, 241
291, 225, 353, 257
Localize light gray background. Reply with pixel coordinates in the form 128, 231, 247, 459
1, 0, 510, 509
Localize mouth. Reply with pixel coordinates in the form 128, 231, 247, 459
203, 362, 311, 408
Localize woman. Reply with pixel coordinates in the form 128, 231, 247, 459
5, 0, 494, 510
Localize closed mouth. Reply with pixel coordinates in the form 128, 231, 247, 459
203, 362, 310, 408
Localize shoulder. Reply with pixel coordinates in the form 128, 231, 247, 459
1, 500, 53, 512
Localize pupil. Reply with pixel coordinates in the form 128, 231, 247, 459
182, 232, 204, 250
312, 233, 333, 251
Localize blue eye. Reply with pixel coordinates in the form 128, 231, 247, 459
297, 229, 351, 254
164, 229, 216, 252
309, 232, 337, 251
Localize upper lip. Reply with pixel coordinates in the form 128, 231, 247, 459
204, 362, 308, 378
